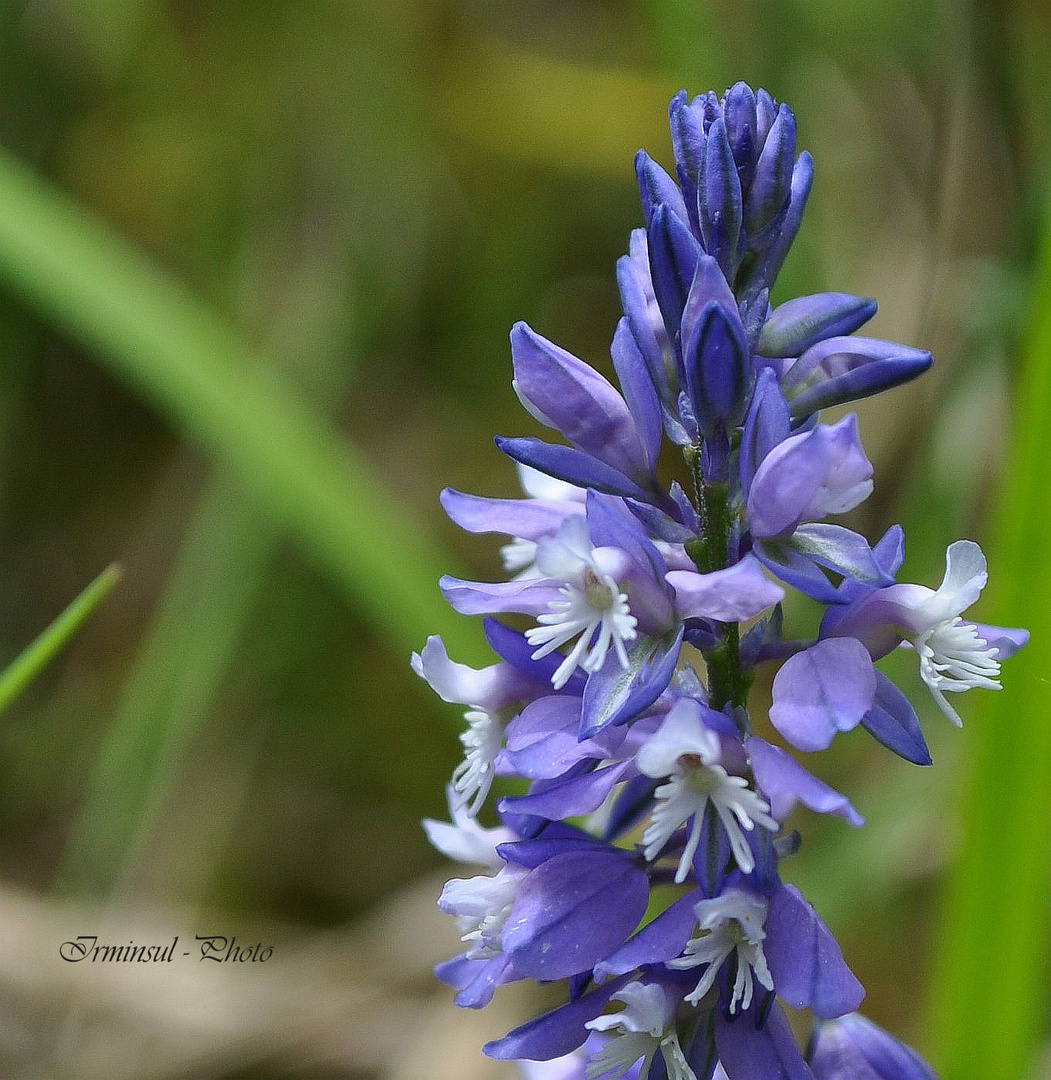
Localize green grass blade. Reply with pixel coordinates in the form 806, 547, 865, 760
0, 147, 482, 662
0, 563, 121, 715
60, 474, 277, 897
924, 191, 1051, 1078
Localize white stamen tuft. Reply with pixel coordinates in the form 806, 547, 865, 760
667, 890, 773, 1013
451, 709, 503, 816
526, 567, 637, 689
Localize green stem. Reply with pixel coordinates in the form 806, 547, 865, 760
684, 444, 751, 715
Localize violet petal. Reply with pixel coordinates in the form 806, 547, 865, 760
769, 639, 877, 752
765, 884, 865, 1018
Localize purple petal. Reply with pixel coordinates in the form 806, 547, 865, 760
744, 103, 796, 235
974, 623, 1029, 660
440, 575, 560, 618
746, 737, 864, 826
679, 254, 739, 350
682, 299, 752, 438
585, 493, 666, 581
616, 231, 681, 428
504, 696, 625, 780
503, 850, 649, 980
740, 366, 792, 498
635, 149, 690, 228
737, 150, 813, 304
579, 628, 683, 738
505, 694, 589, 750
511, 322, 650, 483
499, 760, 634, 820
484, 974, 633, 1061
440, 487, 581, 540
601, 774, 660, 842
593, 889, 704, 981
698, 115, 743, 279
723, 82, 758, 184
822, 524, 906, 621
860, 670, 931, 766
483, 619, 587, 695
669, 556, 784, 622
647, 202, 703, 340
758, 294, 876, 359
669, 90, 706, 234
790, 524, 892, 587
765, 884, 865, 1018
411, 635, 542, 710
611, 318, 663, 473
769, 639, 877, 752
715, 1000, 814, 1080
436, 952, 519, 1009
754, 541, 844, 604
625, 498, 697, 544
782, 336, 933, 418
496, 437, 657, 503
498, 827, 610, 869
746, 416, 873, 540
809, 1013, 937, 1080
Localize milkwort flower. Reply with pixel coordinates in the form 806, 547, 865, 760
417, 80, 1026, 1079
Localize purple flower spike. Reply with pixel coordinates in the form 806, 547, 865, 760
809, 1014, 937, 1080
421, 81, 1018, 1080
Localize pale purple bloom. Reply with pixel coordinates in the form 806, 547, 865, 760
768, 638, 878, 752
746, 414, 873, 540
746, 737, 864, 825
827, 539, 1027, 725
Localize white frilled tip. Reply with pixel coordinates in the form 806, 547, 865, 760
912, 539, 988, 628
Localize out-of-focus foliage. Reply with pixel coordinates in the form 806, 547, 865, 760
0, 1, 1047, 1077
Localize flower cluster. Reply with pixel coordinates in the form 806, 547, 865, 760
417, 83, 1027, 1080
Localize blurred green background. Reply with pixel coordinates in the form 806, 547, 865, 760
0, 1, 1048, 1077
